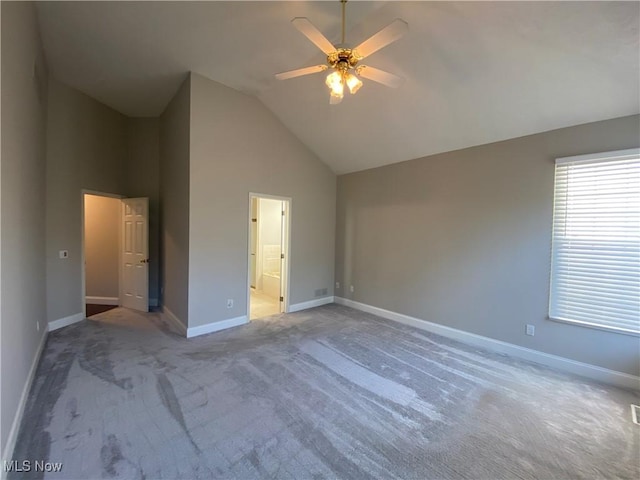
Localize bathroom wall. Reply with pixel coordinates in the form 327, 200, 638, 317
257, 198, 282, 297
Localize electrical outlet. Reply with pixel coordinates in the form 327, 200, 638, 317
227, 299, 233, 309
525, 324, 535, 336
349, 285, 355, 293
335, 282, 340, 289
59, 250, 69, 259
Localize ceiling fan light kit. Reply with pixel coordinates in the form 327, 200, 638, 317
275, 0, 408, 105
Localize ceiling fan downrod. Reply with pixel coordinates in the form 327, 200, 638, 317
341, 0, 347, 45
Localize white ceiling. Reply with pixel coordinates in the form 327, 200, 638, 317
35, 1, 640, 174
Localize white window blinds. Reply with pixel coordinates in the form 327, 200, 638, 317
549, 149, 640, 335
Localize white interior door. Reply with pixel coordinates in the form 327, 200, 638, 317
121, 197, 149, 312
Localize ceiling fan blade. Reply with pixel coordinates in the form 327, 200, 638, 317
292, 17, 336, 55
275, 65, 328, 81
353, 19, 408, 59
357, 66, 404, 88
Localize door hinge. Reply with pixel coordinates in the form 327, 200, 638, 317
280, 296, 284, 302
282, 210, 285, 216
281, 253, 284, 259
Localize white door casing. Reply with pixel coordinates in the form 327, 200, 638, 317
281, 199, 290, 313
279, 201, 287, 313
121, 197, 149, 312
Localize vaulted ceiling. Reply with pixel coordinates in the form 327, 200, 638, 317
35, 1, 640, 174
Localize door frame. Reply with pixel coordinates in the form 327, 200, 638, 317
247, 192, 292, 320
80, 189, 124, 317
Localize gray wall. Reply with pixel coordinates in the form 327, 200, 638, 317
1, 1, 48, 456
159, 77, 190, 325
45, 82, 164, 322
84, 194, 120, 299
188, 73, 336, 328
335, 115, 640, 376
126, 118, 160, 303
45, 79, 127, 323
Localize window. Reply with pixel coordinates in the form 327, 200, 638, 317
549, 148, 640, 335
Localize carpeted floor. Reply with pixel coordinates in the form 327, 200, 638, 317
9, 305, 639, 479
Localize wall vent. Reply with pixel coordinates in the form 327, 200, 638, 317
314, 288, 328, 297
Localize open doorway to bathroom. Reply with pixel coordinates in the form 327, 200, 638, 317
248, 194, 290, 320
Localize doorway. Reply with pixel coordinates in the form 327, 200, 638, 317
83, 193, 121, 317
248, 194, 291, 320
82, 191, 150, 317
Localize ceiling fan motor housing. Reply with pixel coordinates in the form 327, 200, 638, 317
327, 48, 361, 72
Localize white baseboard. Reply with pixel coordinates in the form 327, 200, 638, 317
49, 312, 85, 332
187, 315, 248, 338
162, 306, 187, 336
289, 296, 334, 313
149, 298, 158, 308
85, 296, 118, 306
334, 297, 640, 391
1, 328, 48, 468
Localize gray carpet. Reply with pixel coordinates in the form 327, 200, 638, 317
9, 305, 639, 479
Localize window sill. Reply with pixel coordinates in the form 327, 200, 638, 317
547, 316, 640, 337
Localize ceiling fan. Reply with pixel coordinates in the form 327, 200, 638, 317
275, 0, 408, 104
